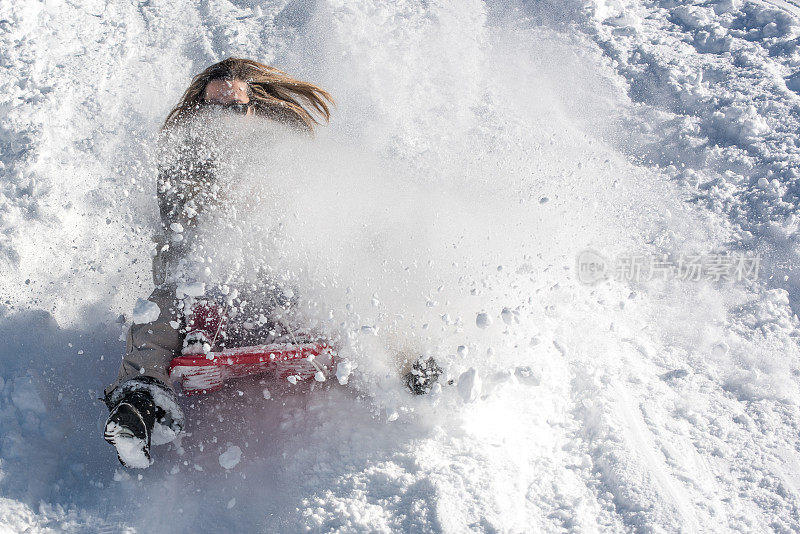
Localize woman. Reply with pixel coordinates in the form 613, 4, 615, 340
102, 58, 335, 469
103, 58, 441, 469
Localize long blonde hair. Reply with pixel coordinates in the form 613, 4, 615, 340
163, 57, 333, 133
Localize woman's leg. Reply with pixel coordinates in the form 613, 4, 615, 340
105, 285, 182, 397
103, 285, 185, 468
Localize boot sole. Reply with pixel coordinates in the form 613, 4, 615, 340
104, 402, 152, 469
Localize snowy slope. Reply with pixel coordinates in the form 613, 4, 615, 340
2, 0, 800, 532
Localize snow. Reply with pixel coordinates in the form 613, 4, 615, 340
8, 376, 46, 414
176, 282, 206, 298
104, 421, 152, 470
475, 312, 492, 329
456, 368, 482, 403
500, 306, 514, 325
2, 0, 800, 531
335, 359, 354, 385
218, 446, 242, 470
131, 298, 160, 324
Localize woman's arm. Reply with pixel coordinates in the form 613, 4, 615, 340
153, 142, 218, 285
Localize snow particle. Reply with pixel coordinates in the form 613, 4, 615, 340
457, 368, 482, 403
132, 298, 160, 324
336, 360, 354, 385
514, 366, 541, 386
476, 312, 492, 329
176, 282, 205, 298
219, 445, 242, 470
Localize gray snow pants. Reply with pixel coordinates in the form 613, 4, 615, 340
104, 285, 182, 398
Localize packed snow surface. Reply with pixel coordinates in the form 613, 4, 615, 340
3, 0, 800, 532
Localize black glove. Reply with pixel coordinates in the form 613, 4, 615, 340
405, 357, 442, 395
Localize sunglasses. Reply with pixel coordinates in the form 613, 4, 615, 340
201, 101, 251, 115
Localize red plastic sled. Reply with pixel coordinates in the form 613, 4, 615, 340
168, 300, 335, 395
170, 342, 336, 395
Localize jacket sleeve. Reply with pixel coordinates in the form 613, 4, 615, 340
152, 142, 217, 286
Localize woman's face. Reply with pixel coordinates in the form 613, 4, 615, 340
203, 78, 254, 116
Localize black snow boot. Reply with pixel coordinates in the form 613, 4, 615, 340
405, 356, 443, 395
104, 389, 157, 469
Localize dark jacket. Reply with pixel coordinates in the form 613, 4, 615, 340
152, 138, 219, 287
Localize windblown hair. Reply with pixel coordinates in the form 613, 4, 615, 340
163, 57, 333, 133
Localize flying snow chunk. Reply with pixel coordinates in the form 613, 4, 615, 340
476, 312, 492, 329
219, 445, 242, 470
457, 368, 482, 403
501, 307, 513, 325
514, 366, 541, 386
177, 282, 205, 298
336, 359, 354, 385
457, 345, 468, 358
132, 298, 160, 324
169, 222, 184, 233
